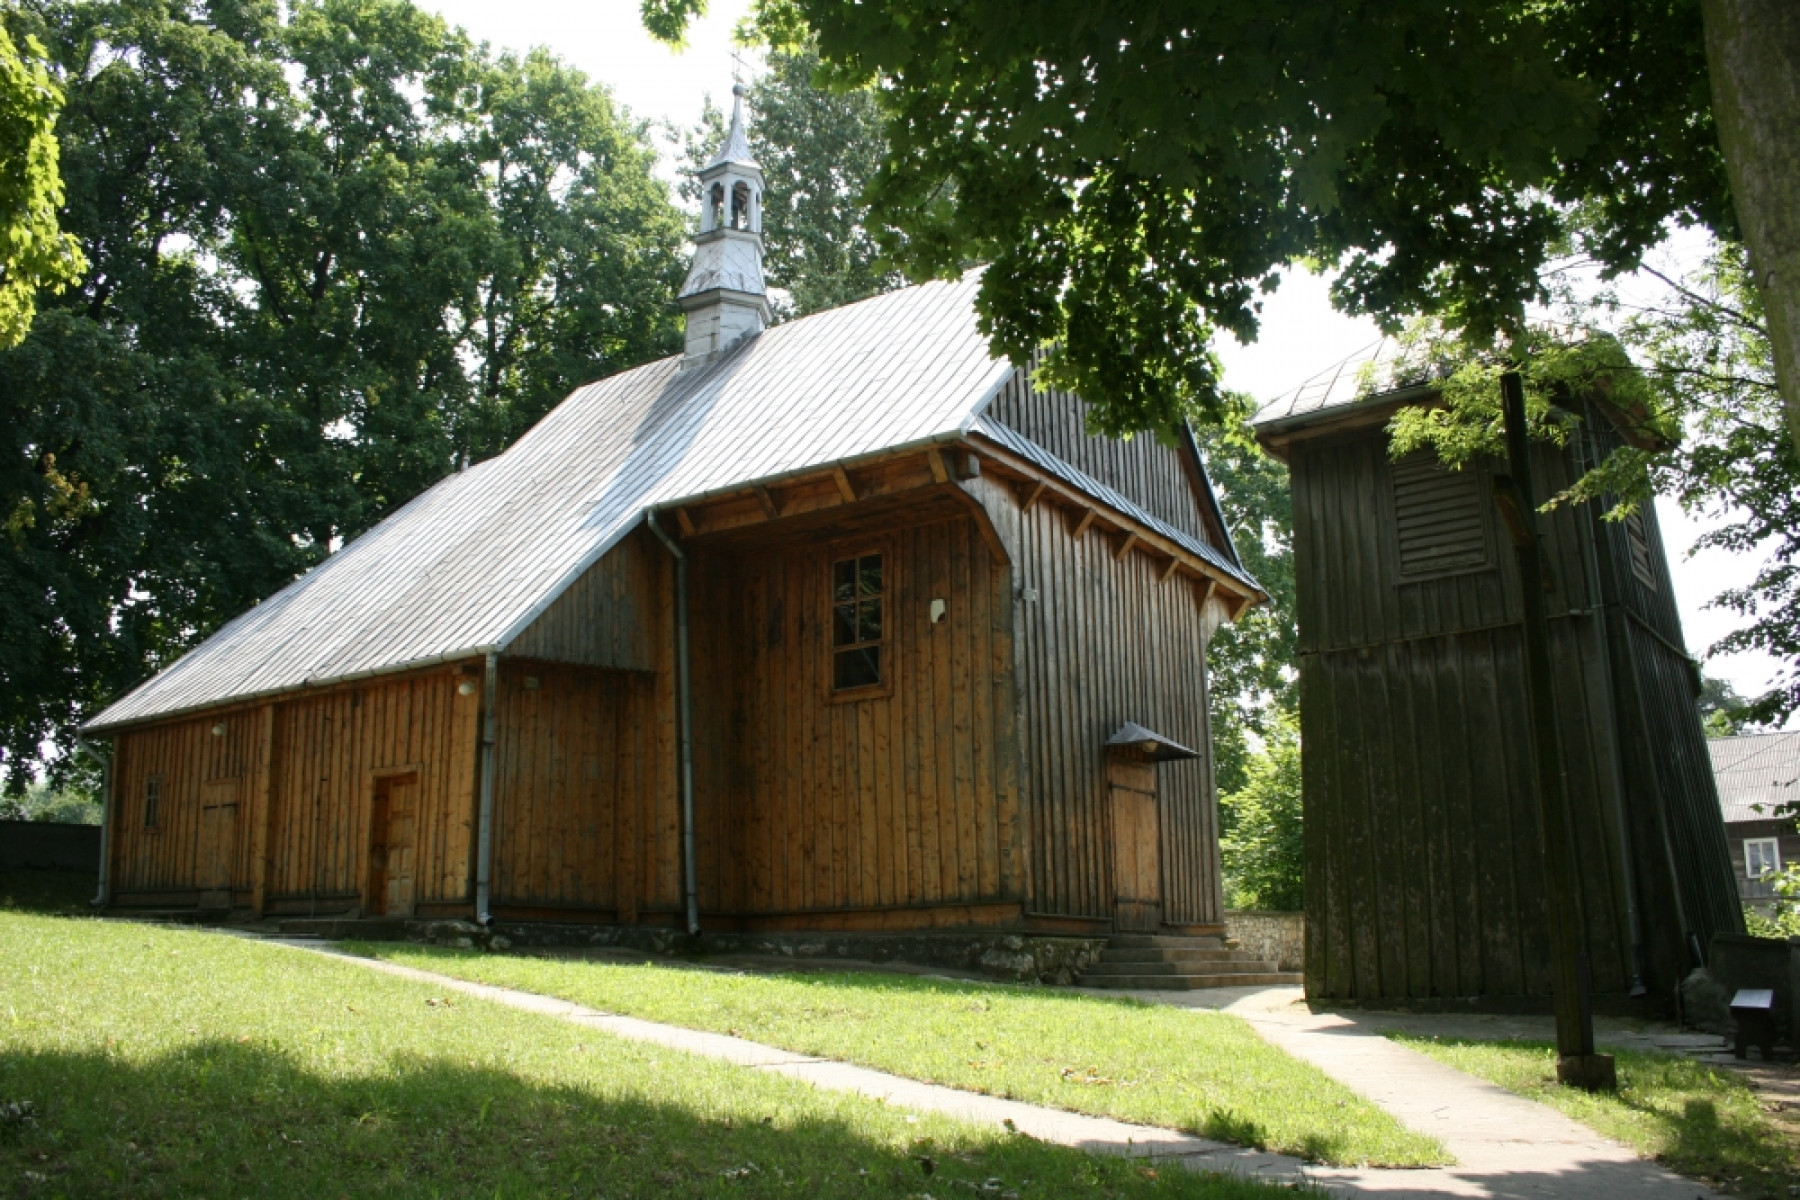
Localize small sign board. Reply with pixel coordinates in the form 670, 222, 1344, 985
1729, 988, 1775, 1012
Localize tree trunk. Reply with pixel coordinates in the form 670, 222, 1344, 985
1702, 0, 1800, 458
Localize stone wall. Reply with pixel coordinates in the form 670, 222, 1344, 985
1225, 910, 1303, 971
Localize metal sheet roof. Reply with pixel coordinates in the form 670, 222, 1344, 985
1249, 339, 1402, 429
1711, 730, 1800, 825
88, 273, 1013, 731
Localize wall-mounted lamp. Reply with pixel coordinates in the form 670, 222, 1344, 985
457, 680, 477, 696
210, 723, 227, 738
928, 598, 947, 625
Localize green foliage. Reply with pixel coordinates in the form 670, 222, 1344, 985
1742, 865, 1800, 939
3, 914, 1289, 1200
1378, 242, 1800, 732
646, 0, 1736, 445
353, 943, 1447, 1166
1191, 394, 1296, 798
1698, 672, 1747, 738
0, 23, 82, 349
0, 0, 685, 787
0, 778, 98, 823
1219, 716, 1304, 912
682, 45, 900, 318
1391, 1034, 1800, 1199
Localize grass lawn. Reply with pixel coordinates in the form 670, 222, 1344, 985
1389, 1034, 1800, 1200
344, 943, 1446, 1168
0, 913, 1303, 1200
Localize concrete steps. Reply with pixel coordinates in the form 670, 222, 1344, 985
1076, 934, 1301, 990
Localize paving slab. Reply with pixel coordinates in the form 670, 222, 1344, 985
1091, 985, 1727, 1199
247, 936, 1722, 1199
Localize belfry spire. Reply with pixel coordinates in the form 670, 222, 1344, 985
678, 83, 770, 369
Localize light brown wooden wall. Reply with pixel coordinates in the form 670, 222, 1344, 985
508, 528, 662, 670
963, 474, 1226, 928
489, 660, 661, 917
504, 530, 685, 918
688, 511, 1024, 925
985, 363, 1227, 550
108, 665, 481, 911
260, 667, 481, 911
110, 710, 268, 902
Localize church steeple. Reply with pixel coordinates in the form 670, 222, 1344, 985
678, 83, 770, 369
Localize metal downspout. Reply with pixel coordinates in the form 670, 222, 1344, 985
1574, 421, 1647, 997
474, 650, 499, 926
77, 737, 112, 909
647, 510, 701, 936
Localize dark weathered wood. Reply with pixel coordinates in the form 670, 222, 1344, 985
1273, 394, 1741, 1005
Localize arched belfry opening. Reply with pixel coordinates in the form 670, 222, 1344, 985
677, 83, 771, 369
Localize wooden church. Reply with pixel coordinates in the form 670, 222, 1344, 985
84, 87, 1264, 942
1252, 348, 1742, 1006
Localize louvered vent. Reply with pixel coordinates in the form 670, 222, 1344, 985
1625, 509, 1658, 591
1392, 453, 1490, 578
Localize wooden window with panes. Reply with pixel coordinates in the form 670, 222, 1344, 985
144, 774, 162, 829
831, 553, 885, 692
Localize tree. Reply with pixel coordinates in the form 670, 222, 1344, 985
0, 0, 685, 789
1697, 672, 1747, 738
1192, 393, 1296, 798
681, 45, 898, 318
1218, 714, 1303, 912
1385, 240, 1800, 729
646, 0, 1800, 464
0, 22, 82, 348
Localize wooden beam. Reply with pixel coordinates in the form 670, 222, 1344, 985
1021, 479, 1048, 512
753, 484, 779, 520
972, 430, 1257, 602
1112, 531, 1139, 562
926, 446, 950, 484
832, 464, 858, 504
1159, 555, 1182, 582
674, 507, 696, 537
1197, 575, 1217, 604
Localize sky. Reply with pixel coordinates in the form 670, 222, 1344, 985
416, 0, 1783, 708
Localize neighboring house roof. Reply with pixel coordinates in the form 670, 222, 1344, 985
1712, 730, 1800, 825
87, 272, 1258, 733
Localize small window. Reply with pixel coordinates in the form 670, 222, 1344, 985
1746, 837, 1781, 880
144, 775, 162, 829
831, 553, 884, 691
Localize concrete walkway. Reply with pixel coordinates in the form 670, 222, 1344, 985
266, 938, 1720, 1199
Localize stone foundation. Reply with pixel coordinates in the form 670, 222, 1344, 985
1224, 910, 1303, 972
312, 918, 1109, 986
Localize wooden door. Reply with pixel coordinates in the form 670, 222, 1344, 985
1108, 756, 1163, 932
367, 773, 418, 917
198, 779, 239, 910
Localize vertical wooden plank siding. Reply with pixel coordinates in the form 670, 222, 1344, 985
963, 473, 1224, 928
488, 660, 654, 913
1287, 415, 1735, 1003
687, 513, 1024, 923
106, 665, 482, 912
507, 528, 662, 670
985, 364, 1223, 550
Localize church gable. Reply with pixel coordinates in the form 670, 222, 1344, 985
984, 364, 1232, 555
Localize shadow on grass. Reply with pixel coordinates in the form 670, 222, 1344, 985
0, 1038, 1280, 1200
1393, 1035, 1799, 1200
0, 867, 96, 916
